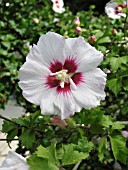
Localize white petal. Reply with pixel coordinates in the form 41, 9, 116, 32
72, 68, 106, 109
19, 60, 50, 105
37, 32, 65, 66
54, 93, 81, 119
119, 13, 126, 17
105, 7, 120, 19
26, 44, 47, 67
105, 1, 118, 9
0, 151, 29, 170
40, 89, 81, 119
40, 89, 60, 115
52, 5, 65, 13
65, 37, 103, 72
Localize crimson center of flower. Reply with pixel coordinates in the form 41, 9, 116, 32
50, 69, 76, 90
46, 59, 83, 93
115, 4, 126, 14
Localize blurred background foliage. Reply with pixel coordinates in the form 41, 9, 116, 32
0, 0, 128, 169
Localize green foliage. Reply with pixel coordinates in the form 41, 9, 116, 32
27, 155, 58, 170
109, 135, 128, 164
98, 137, 108, 162
19, 129, 36, 149
109, 56, 128, 71
107, 78, 122, 96
27, 138, 93, 169
2, 121, 18, 142
61, 144, 88, 165
2, 109, 127, 169
36, 143, 59, 165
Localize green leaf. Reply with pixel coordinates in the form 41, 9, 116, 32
2, 121, 18, 143
109, 57, 128, 71
2, 121, 17, 133
0, 49, 8, 56
90, 124, 103, 134
66, 117, 76, 128
107, 78, 122, 95
119, 70, 128, 78
110, 58, 121, 71
62, 144, 88, 165
94, 30, 104, 39
98, 45, 107, 53
98, 137, 107, 162
27, 155, 59, 170
99, 115, 113, 128
12, 117, 29, 126
109, 135, 128, 164
111, 122, 125, 130
98, 37, 111, 44
75, 137, 94, 153
19, 129, 36, 149
1, 41, 11, 48
78, 108, 104, 125
36, 142, 59, 165
6, 128, 18, 141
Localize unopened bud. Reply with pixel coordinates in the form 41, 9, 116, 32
112, 29, 118, 35
50, 116, 67, 128
33, 18, 39, 24
88, 35, 96, 44
74, 17, 80, 25
75, 26, 82, 34
122, 130, 128, 140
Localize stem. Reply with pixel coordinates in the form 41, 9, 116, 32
0, 138, 18, 141
0, 114, 43, 133
117, 121, 128, 125
72, 161, 82, 170
0, 114, 19, 126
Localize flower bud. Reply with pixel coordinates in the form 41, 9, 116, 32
112, 28, 118, 35
88, 35, 96, 44
51, 116, 67, 128
75, 26, 82, 34
33, 18, 39, 24
74, 17, 80, 25
122, 130, 128, 140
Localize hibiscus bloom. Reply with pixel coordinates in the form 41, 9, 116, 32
105, 0, 127, 19
0, 151, 29, 170
51, 0, 65, 13
19, 32, 106, 119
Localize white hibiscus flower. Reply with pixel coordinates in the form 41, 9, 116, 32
51, 0, 65, 13
105, 0, 127, 19
19, 32, 106, 120
0, 151, 29, 170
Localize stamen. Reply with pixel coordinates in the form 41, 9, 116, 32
49, 69, 77, 90
50, 72, 58, 76
69, 78, 77, 90
50, 70, 68, 76
117, 6, 122, 11
60, 81, 65, 88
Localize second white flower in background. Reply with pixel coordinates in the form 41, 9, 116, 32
51, 0, 65, 13
105, 0, 127, 19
